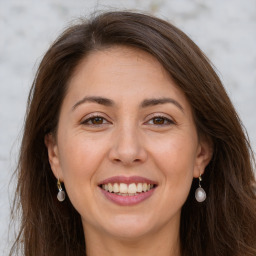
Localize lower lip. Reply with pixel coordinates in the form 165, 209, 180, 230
99, 187, 156, 206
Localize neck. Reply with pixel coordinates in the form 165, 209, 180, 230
83, 220, 181, 256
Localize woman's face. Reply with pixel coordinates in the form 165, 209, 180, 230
46, 46, 211, 242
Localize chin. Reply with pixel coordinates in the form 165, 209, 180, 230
102, 214, 155, 240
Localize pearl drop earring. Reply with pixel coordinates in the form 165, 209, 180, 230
57, 179, 66, 202
195, 173, 206, 202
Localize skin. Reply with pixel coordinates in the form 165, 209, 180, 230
45, 46, 212, 256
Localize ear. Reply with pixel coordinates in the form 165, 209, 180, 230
44, 133, 64, 181
193, 136, 213, 178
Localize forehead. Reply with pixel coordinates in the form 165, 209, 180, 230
70, 45, 170, 86
64, 45, 190, 111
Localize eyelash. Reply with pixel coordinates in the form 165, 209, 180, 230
81, 114, 175, 127
147, 115, 175, 126
81, 115, 109, 126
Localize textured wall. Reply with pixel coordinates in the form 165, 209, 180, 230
0, 0, 255, 254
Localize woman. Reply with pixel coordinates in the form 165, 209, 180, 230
10, 11, 256, 256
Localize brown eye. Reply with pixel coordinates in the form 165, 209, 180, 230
91, 117, 104, 124
81, 116, 109, 126
153, 117, 165, 125
147, 116, 174, 126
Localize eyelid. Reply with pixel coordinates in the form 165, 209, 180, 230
80, 112, 112, 125
144, 113, 176, 125
80, 112, 176, 127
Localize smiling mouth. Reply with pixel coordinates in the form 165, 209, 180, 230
99, 182, 157, 196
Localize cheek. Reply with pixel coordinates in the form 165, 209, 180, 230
150, 133, 197, 193
151, 132, 197, 168
58, 132, 106, 174
57, 134, 107, 204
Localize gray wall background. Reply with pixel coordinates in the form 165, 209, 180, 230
0, 0, 255, 254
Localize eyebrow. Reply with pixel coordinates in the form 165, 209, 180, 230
72, 96, 114, 111
140, 98, 184, 112
72, 96, 184, 112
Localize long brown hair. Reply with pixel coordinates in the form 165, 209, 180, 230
10, 11, 256, 256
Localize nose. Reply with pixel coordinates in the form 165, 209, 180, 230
108, 124, 147, 166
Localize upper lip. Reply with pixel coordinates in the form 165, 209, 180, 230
98, 176, 158, 185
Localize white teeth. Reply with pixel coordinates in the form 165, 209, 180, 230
101, 182, 155, 194
137, 183, 143, 192
113, 183, 119, 193
128, 183, 137, 193
120, 183, 128, 193
142, 183, 148, 192
108, 183, 113, 193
